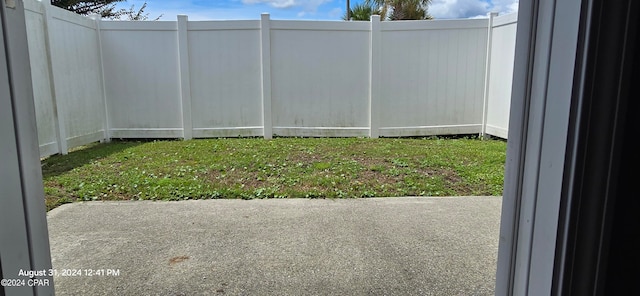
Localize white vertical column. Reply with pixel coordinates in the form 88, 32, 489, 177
43, 2, 68, 154
90, 14, 110, 142
481, 12, 498, 139
369, 15, 381, 138
177, 15, 193, 140
1, 1, 54, 294
260, 13, 273, 139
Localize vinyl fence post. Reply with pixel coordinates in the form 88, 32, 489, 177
369, 15, 381, 138
481, 12, 498, 139
90, 14, 110, 143
260, 13, 273, 139
177, 14, 193, 140
42, 2, 68, 154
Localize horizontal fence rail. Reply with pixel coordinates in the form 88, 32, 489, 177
23, 0, 517, 157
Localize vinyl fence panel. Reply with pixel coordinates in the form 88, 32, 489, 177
378, 19, 489, 137
485, 13, 517, 138
100, 21, 183, 138
187, 21, 264, 138
24, 1, 58, 157
269, 21, 371, 137
47, 7, 105, 148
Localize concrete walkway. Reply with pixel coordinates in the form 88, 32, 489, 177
46, 197, 502, 295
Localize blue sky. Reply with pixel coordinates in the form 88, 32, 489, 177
119, 0, 519, 21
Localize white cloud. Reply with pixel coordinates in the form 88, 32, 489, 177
243, 0, 298, 9
468, 14, 489, 19
430, 0, 488, 19
491, 0, 519, 14
242, 0, 332, 13
302, 0, 333, 13
429, 0, 518, 19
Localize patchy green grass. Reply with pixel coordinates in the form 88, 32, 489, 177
41, 137, 506, 211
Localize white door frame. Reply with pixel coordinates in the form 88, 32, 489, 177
495, 0, 585, 294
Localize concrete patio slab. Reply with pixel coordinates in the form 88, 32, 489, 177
46, 196, 501, 295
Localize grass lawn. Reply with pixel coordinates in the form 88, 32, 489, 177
41, 137, 507, 211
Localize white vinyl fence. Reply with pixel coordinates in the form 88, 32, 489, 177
25, 0, 106, 157
24, 0, 517, 157
378, 19, 489, 137
484, 13, 517, 139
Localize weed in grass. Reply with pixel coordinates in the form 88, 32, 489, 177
392, 158, 410, 168
313, 162, 332, 170
369, 165, 386, 172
